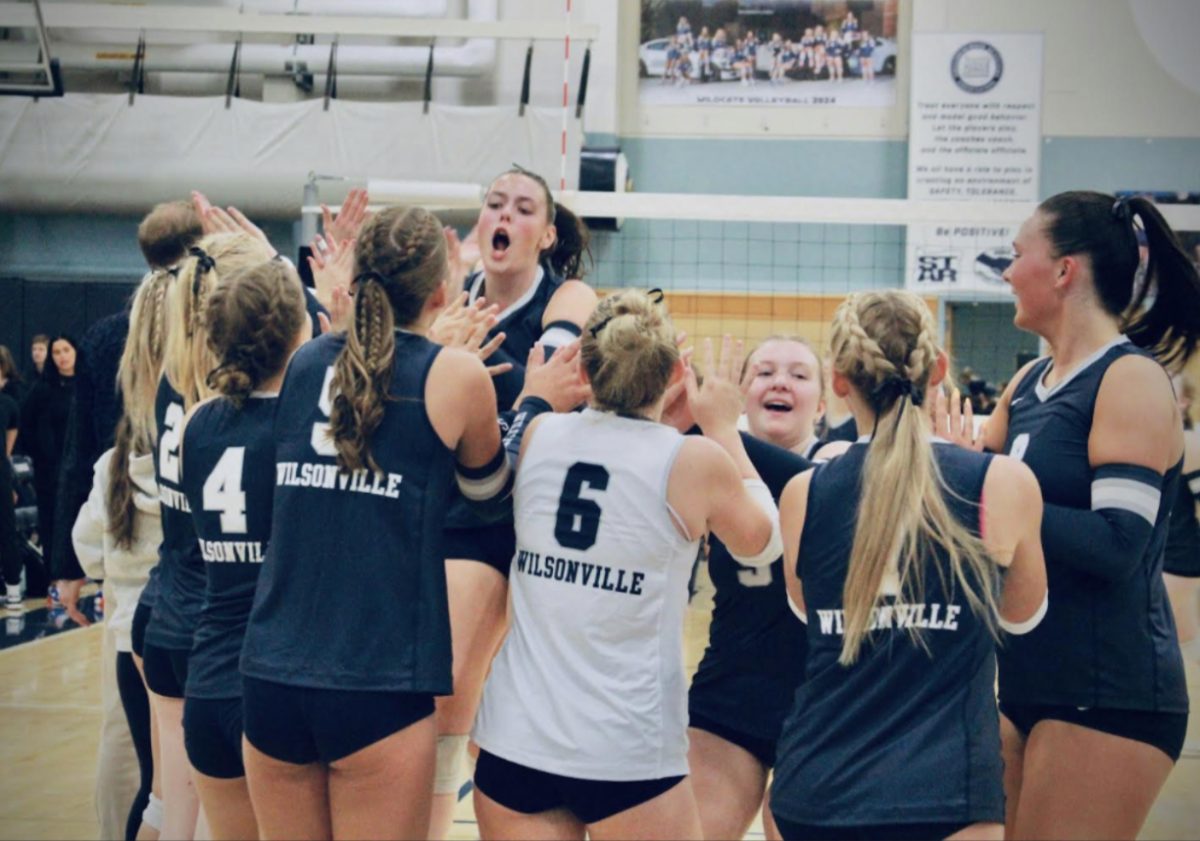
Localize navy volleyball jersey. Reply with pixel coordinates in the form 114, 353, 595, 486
144, 378, 207, 652
240, 331, 454, 693
1164, 466, 1200, 577
180, 395, 277, 700
999, 338, 1188, 712
444, 266, 567, 533
772, 442, 1003, 828
689, 434, 811, 752
465, 266, 567, 412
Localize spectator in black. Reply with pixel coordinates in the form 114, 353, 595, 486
52, 199, 204, 616
19, 334, 79, 582
0, 346, 26, 406
1, 382, 21, 610
27, 334, 49, 382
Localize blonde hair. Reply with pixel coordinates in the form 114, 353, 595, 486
163, 233, 274, 410
829, 290, 999, 665
329, 206, 448, 473
205, 260, 308, 408
107, 269, 175, 549
581, 290, 678, 414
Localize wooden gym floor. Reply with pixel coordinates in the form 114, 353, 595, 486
0, 571, 1197, 841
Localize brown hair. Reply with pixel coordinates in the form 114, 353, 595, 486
830, 290, 999, 665
107, 269, 175, 549
163, 233, 275, 410
327, 206, 448, 473
31, 334, 49, 348
581, 290, 678, 415
138, 200, 204, 269
0, 345, 21, 385
205, 260, 308, 408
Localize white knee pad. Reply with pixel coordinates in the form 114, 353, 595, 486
434, 734, 470, 795
142, 793, 163, 831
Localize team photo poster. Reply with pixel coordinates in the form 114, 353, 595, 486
638, 0, 899, 107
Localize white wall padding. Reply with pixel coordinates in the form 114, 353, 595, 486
0, 94, 581, 216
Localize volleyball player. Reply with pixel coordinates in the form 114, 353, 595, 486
140, 232, 274, 840
238, 206, 514, 840
472, 292, 784, 840
771, 290, 1048, 841
686, 336, 828, 841
1163, 375, 1200, 671
72, 269, 174, 841
176, 259, 310, 840
961, 191, 1200, 838
431, 169, 597, 838
825, 34, 845, 83
857, 32, 876, 84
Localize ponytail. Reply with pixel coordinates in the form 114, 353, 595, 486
328, 279, 396, 474
831, 291, 1000, 665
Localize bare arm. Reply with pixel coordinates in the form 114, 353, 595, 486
780, 469, 814, 619
982, 455, 1047, 630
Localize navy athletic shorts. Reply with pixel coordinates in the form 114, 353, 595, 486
443, 522, 516, 577
772, 816, 973, 841
130, 601, 153, 659
242, 675, 434, 765
1000, 701, 1188, 762
474, 749, 686, 825
688, 709, 778, 769
142, 643, 188, 699
184, 696, 245, 779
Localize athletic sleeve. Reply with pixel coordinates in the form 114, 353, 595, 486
1040, 463, 1163, 583
456, 445, 515, 524
500, 396, 553, 468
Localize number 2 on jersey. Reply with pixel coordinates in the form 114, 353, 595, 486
203, 447, 248, 533
158, 402, 185, 483
554, 463, 610, 551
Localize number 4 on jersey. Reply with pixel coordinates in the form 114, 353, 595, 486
203, 447, 248, 533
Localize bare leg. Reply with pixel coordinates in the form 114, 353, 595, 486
946, 823, 1003, 840
328, 713, 437, 841
1000, 713, 1026, 836
192, 771, 257, 841
473, 786, 585, 841
587, 777, 702, 841
1010, 720, 1174, 840
686, 727, 766, 840
243, 737, 331, 841
429, 560, 508, 840
761, 783, 781, 841
153, 694, 200, 840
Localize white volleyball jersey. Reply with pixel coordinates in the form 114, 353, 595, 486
473, 409, 701, 780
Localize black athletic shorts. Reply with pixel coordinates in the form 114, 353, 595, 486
473, 749, 686, 825
142, 643, 189, 699
131, 601, 153, 659
772, 815, 972, 841
1000, 701, 1188, 762
184, 696, 245, 779
443, 522, 516, 577
688, 709, 777, 769
242, 675, 434, 765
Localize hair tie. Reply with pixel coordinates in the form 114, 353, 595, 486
647, 287, 665, 304
354, 271, 387, 287
1111, 197, 1134, 224
189, 246, 216, 299
872, 377, 922, 409
589, 315, 614, 338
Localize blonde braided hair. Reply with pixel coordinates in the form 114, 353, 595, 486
829, 291, 999, 665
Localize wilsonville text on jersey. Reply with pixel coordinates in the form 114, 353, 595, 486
815, 602, 964, 636
515, 549, 646, 596
275, 461, 404, 499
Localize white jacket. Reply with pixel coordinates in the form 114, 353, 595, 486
72, 448, 162, 653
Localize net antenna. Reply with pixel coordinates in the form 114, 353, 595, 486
0, 0, 62, 97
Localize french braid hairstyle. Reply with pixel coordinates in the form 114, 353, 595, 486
830, 290, 1000, 665
107, 269, 175, 549
163, 232, 274, 410
328, 206, 448, 473
204, 259, 308, 408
